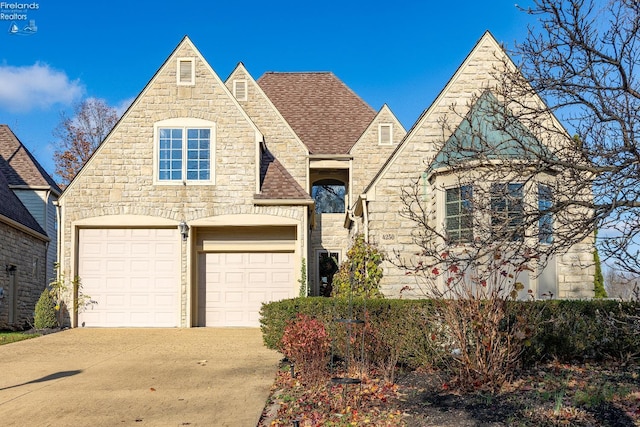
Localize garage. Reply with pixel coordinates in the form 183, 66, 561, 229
77, 228, 181, 327
198, 252, 294, 327
196, 226, 296, 327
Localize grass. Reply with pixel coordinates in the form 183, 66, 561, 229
0, 331, 40, 345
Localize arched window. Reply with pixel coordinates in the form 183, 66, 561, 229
312, 179, 345, 213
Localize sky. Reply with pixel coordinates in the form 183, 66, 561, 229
0, 0, 536, 181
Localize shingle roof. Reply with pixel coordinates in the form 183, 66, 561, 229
0, 167, 47, 236
255, 149, 312, 201
257, 72, 376, 154
0, 124, 61, 193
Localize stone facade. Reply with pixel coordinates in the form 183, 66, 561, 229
0, 221, 47, 329
359, 32, 594, 298
58, 33, 596, 328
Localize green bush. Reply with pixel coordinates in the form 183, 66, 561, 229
34, 288, 58, 329
261, 298, 640, 371
331, 234, 384, 298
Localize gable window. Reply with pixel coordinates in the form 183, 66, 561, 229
177, 58, 195, 85
378, 123, 393, 145
491, 183, 523, 241
233, 80, 247, 101
312, 179, 345, 213
538, 184, 553, 244
155, 118, 215, 184
445, 185, 473, 242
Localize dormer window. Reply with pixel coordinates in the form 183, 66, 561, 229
233, 80, 247, 101
177, 58, 195, 85
378, 123, 393, 145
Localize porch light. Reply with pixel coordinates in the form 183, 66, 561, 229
178, 221, 189, 241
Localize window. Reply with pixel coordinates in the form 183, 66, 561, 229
491, 183, 523, 241
312, 180, 345, 213
155, 119, 215, 184
233, 80, 247, 101
177, 58, 195, 85
378, 123, 393, 145
445, 185, 473, 242
538, 184, 553, 244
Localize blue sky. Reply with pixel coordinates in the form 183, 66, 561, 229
0, 0, 535, 180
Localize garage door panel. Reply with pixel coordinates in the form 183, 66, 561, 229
199, 252, 294, 327
78, 228, 180, 327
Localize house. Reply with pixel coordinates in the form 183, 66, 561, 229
0, 125, 56, 329
57, 32, 594, 328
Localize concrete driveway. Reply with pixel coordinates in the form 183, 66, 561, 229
0, 328, 281, 426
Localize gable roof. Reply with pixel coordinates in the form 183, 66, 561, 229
257, 72, 376, 155
430, 91, 555, 172
0, 125, 61, 193
255, 148, 313, 202
0, 168, 48, 238
360, 31, 520, 197
60, 36, 264, 198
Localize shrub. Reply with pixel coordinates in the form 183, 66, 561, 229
331, 234, 384, 298
280, 313, 331, 384
34, 288, 58, 329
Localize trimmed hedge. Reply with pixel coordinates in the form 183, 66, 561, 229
260, 298, 640, 366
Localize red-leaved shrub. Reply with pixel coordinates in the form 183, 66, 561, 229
280, 313, 331, 384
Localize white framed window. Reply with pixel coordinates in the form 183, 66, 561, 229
233, 80, 247, 101
491, 183, 524, 241
154, 118, 215, 185
445, 185, 473, 243
538, 184, 553, 244
177, 57, 195, 85
378, 123, 393, 145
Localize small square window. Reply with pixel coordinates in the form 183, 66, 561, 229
177, 58, 195, 85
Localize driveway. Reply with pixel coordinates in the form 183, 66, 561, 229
0, 328, 281, 426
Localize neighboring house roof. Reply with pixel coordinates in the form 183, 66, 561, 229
0, 124, 61, 194
0, 168, 47, 237
257, 72, 376, 155
430, 91, 556, 172
255, 149, 313, 202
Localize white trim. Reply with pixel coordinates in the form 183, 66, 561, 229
378, 123, 393, 145
233, 79, 248, 101
176, 57, 195, 86
153, 117, 216, 186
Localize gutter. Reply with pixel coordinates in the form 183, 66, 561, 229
0, 214, 49, 242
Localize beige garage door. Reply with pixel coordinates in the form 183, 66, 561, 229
198, 252, 294, 327
78, 228, 180, 327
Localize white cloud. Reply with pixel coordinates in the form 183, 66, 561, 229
0, 63, 85, 112
114, 96, 135, 117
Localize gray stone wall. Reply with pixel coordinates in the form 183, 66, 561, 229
0, 222, 47, 329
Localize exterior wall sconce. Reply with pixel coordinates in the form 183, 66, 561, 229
178, 221, 189, 241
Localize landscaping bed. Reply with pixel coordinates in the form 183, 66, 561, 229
260, 361, 640, 426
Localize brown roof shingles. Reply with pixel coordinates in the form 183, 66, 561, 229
255, 149, 312, 201
0, 124, 61, 193
257, 72, 376, 155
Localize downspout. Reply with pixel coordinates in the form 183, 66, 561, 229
362, 194, 369, 243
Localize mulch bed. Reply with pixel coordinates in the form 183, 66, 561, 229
260, 361, 640, 426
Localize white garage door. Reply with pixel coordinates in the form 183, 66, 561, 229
198, 252, 294, 327
78, 228, 180, 327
